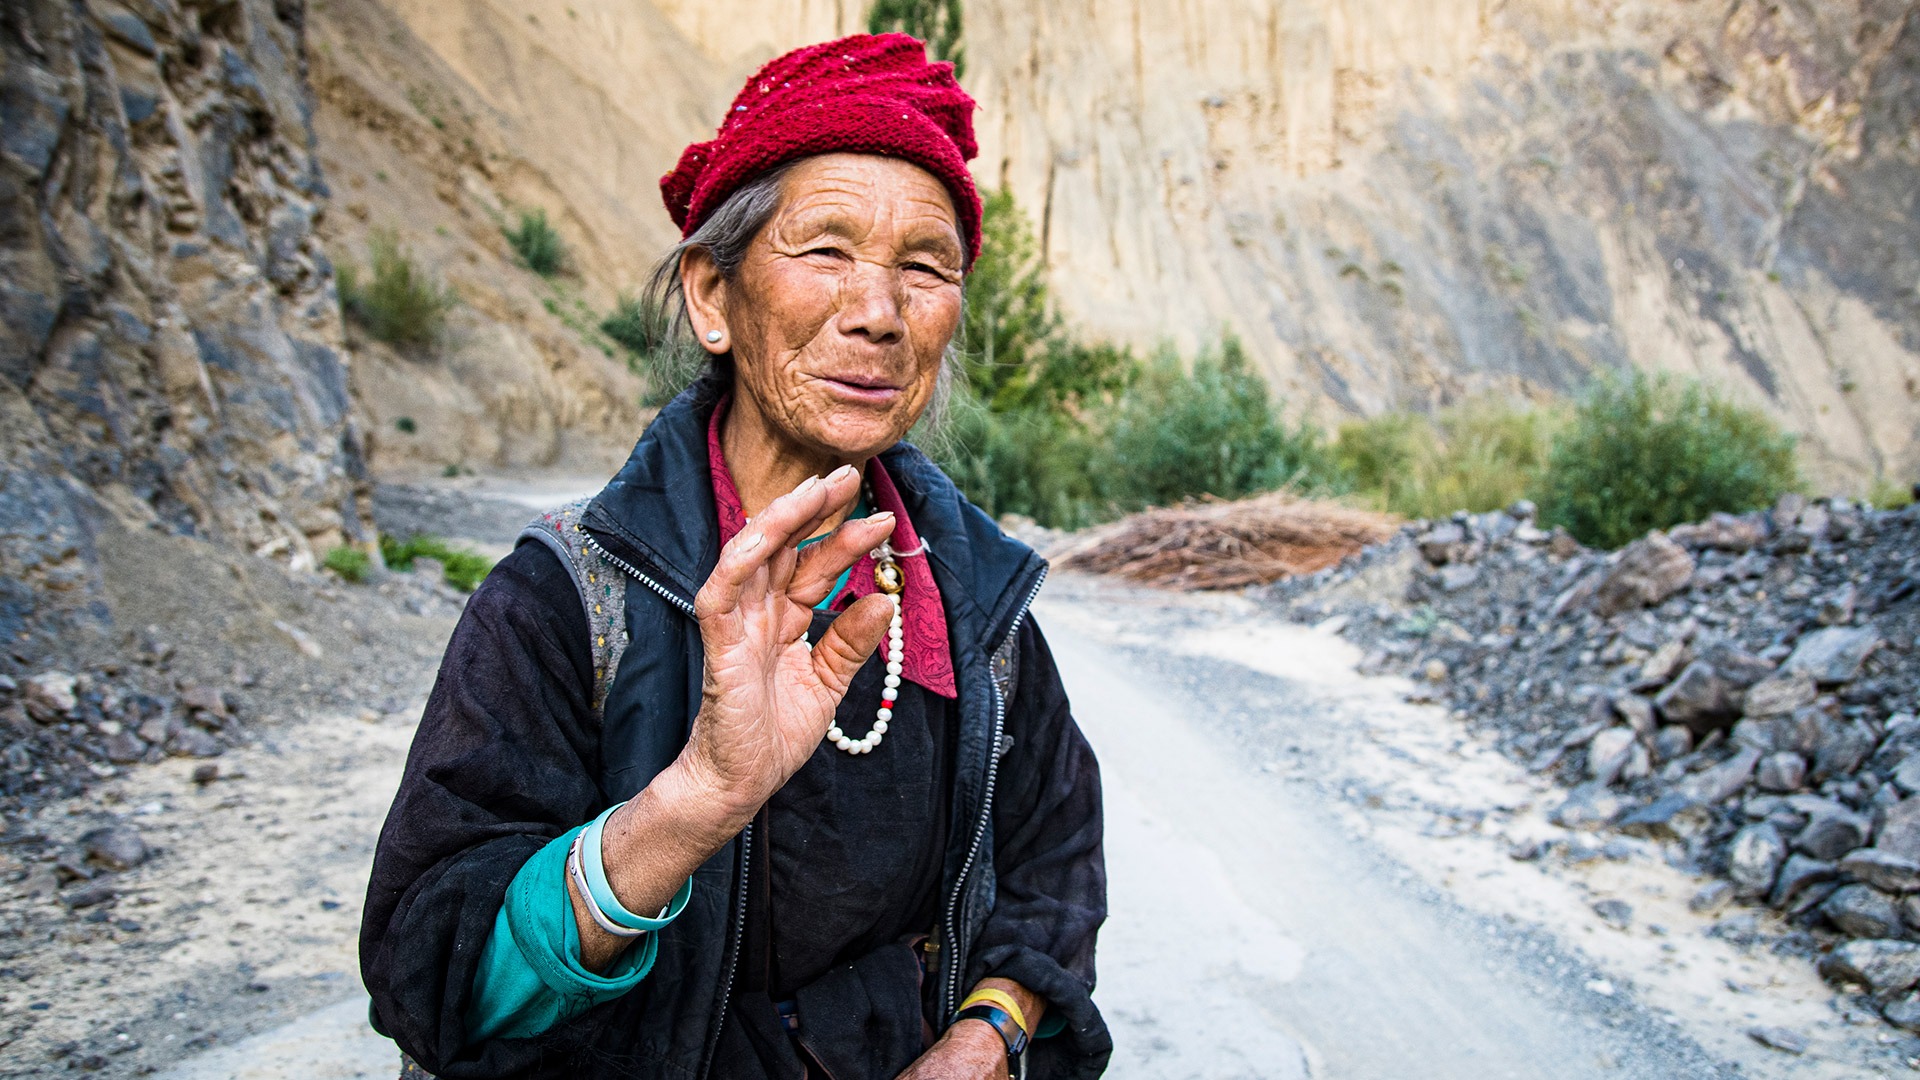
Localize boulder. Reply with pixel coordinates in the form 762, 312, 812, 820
1652, 725, 1693, 763
1783, 627, 1883, 685
178, 685, 230, 721
1876, 799, 1920, 862
1817, 583, 1858, 626
1882, 993, 1920, 1033
1839, 849, 1920, 894
1745, 1026, 1807, 1055
1728, 822, 1787, 897
21, 671, 77, 722
1893, 755, 1920, 796
1678, 746, 1761, 803
1587, 728, 1636, 785
1656, 662, 1741, 731
1610, 694, 1657, 738
1636, 641, 1689, 688
1689, 879, 1734, 914
1820, 939, 1920, 995
1769, 854, 1838, 909
1668, 513, 1766, 553
1794, 805, 1872, 860
1741, 674, 1816, 718
79, 825, 148, 872
1594, 533, 1695, 617
1813, 720, 1877, 783
1549, 783, 1625, 830
1755, 752, 1807, 793
1617, 793, 1710, 840
1417, 523, 1470, 565
1824, 884, 1905, 938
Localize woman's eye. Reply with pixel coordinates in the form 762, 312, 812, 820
904, 262, 951, 279
803, 247, 846, 260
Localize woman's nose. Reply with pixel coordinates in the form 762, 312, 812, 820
834, 264, 907, 345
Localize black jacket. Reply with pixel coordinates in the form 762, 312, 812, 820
361, 383, 1110, 1078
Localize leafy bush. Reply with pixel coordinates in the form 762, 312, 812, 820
1101, 338, 1339, 512
933, 385, 1107, 528
1533, 372, 1799, 548
601, 293, 666, 356
931, 190, 1134, 525
867, 0, 965, 75
505, 209, 566, 276
1867, 475, 1916, 510
337, 230, 456, 349
322, 545, 372, 583
600, 293, 686, 405
379, 533, 494, 593
1335, 398, 1561, 519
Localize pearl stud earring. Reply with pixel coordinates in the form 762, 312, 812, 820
706, 330, 723, 343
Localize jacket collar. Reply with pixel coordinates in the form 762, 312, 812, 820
582, 379, 1045, 651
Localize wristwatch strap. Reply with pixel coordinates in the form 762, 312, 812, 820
953, 1003, 1030, 1057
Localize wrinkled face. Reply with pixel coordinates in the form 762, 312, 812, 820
700, 154, 965, 461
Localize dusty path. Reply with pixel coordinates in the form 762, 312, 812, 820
22, 492, 1912, 1078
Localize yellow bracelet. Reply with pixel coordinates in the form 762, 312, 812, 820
958, 988, 1028, 1037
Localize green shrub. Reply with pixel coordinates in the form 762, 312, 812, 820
932, 188, 1134, 526
601, 293, 666, 355
1867, 475, 1916, 510
505, 209, 566, 276
1101, 338, 1339, 512
600, 293, 687, 405
867, 0, 964, 75
379, 533, 494, 593
1336, 398, 1561, 519
1533, 372, 1799, 548
322, 545, 372, 583
337, 230, 457, 349
931, 384, 1107, 528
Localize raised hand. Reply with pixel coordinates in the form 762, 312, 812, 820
583, 464, 897, 971
683, 463, 897, 814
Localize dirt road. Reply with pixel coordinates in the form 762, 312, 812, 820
14, 487, 1911, 1078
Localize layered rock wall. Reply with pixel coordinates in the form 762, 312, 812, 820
964, 0, 1920, 488
0, 0, 369, 654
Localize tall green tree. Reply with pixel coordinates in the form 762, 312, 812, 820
867, 0, 965, 76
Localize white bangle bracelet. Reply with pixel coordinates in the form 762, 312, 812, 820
566, 833, 649, 938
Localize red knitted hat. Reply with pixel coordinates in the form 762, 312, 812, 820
661, 33, 982, 264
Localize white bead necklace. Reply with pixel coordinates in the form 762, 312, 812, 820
825, 539, 903, 755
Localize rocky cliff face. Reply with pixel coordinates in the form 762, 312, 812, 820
0, 0, 370, 655
378, 0, 1918, 490
963, 0, 1920, 489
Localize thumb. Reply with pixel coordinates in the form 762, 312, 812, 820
808, 593, 894, 699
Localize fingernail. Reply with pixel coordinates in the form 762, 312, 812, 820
870, 512, 895, 524
830, 463, 857, 482
740, 533, 764, 552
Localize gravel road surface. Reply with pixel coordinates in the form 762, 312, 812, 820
74, 496, 1905, 1078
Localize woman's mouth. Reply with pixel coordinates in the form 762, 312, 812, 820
818, 374, 904, 404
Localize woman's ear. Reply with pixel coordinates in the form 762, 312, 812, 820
682, 247, 730, 356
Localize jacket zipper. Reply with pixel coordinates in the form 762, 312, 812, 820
581, 529, 744, 1078
581, 531, 695, 615
939, 564, 1048, 1017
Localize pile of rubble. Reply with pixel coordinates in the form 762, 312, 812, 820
1267, 494, 1920, 1024
0, 664, 243, 812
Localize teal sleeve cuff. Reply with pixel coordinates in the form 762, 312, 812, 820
463, 827, 662, 1044
1036, 1013, 1067, 1039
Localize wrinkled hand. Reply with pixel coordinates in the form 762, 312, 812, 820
895, 1021, 1010, 1080
683, 464, 897, 814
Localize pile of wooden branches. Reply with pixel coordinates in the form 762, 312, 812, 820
1052, 493, 1401, 590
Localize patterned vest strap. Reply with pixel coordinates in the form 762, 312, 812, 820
516, 498, 630, 721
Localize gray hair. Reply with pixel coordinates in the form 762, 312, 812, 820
641, 161, 966, 429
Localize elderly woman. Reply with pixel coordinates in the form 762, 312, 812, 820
360, 34, 1108, 1080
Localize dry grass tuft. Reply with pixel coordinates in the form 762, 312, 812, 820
1051, 492, 1401, 590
